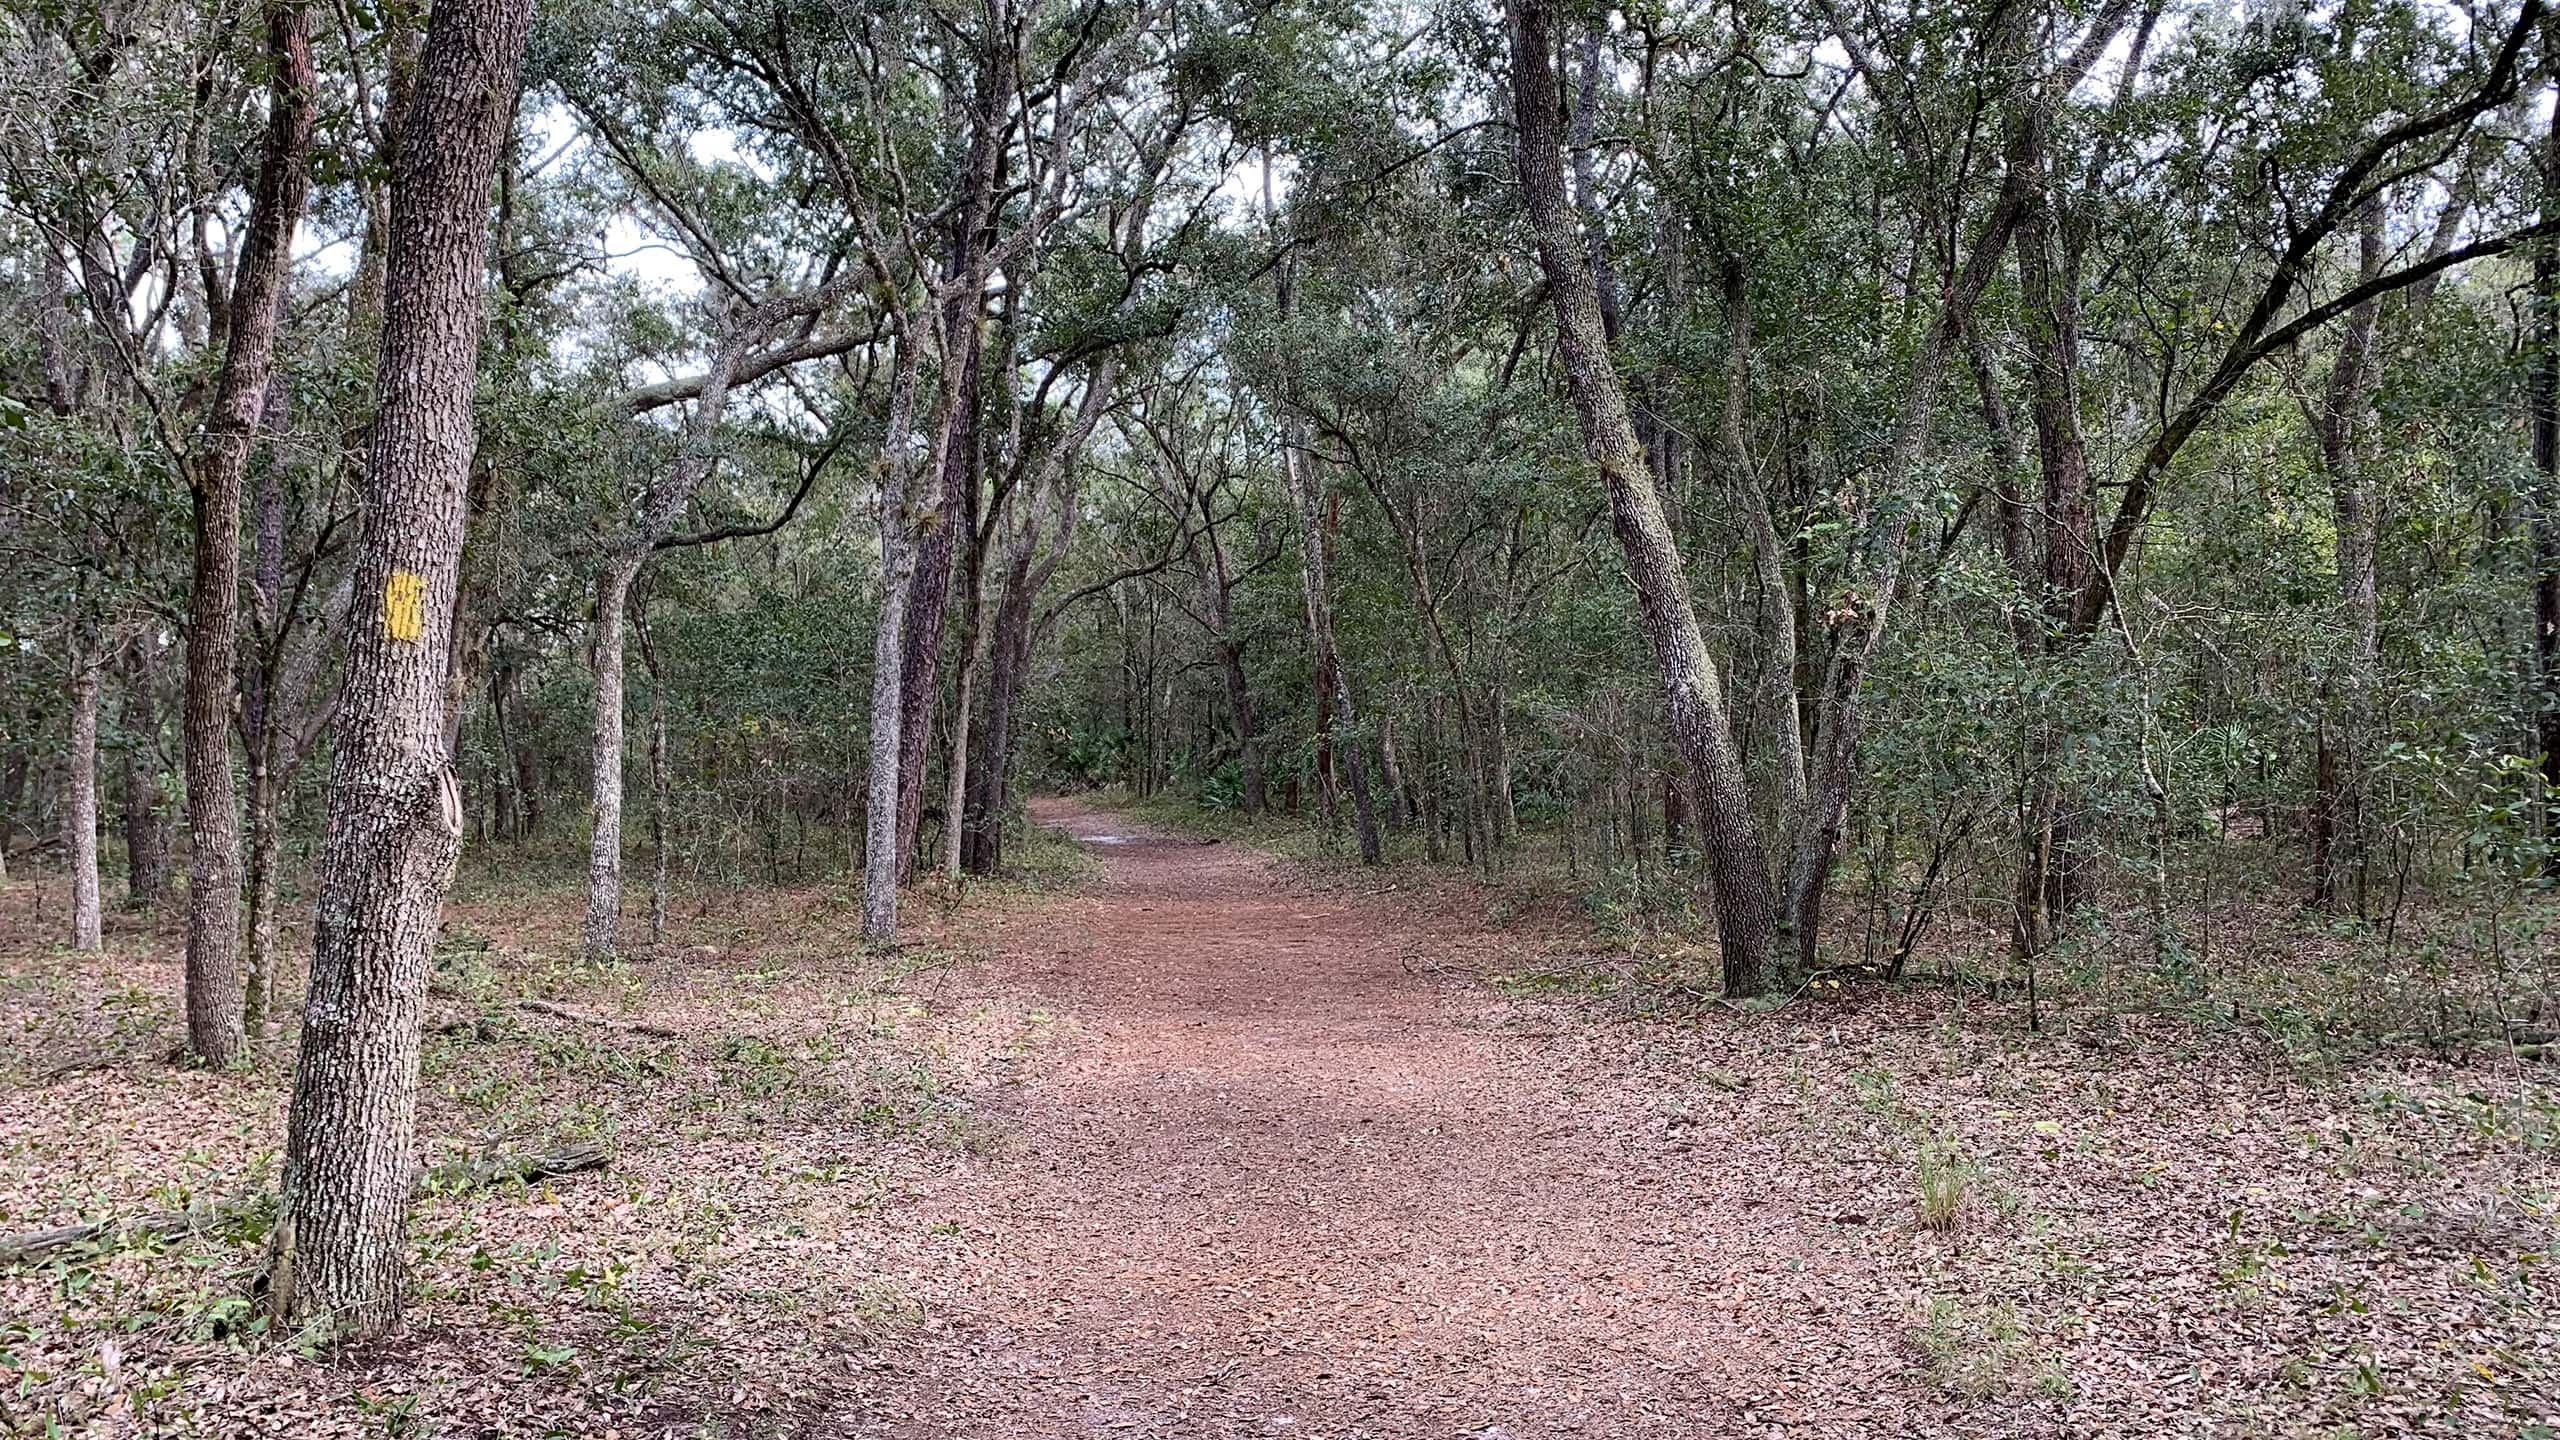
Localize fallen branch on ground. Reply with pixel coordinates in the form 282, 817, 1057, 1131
0, 1142, 609, 1268
512, 999, 683, 1039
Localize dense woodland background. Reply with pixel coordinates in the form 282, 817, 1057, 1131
4, 0, 2560, 1379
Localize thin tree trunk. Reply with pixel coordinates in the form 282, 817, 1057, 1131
639, 613, 669, 943
68, 648, 102, 952
1509, 0, 1773, 990
2538, 97, 2560, 789
582, 555, 640, 954
1716, 256, 1808, 858
943, 605, 989, 879
267, 0, 529, 1338
119, 638, 168, 907
864, 548, 917, 939
964, 549, 1036, 875
2311, 197, 2386, 912
182, 0, 316, 1067
1284, 444, 1381, 865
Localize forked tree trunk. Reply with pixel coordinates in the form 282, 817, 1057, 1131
266, 0, 529, 1339
68, 650, 102, 952
1508, 0, 1773, 990
893, 64, 1005, 882
182, 0, 316, 1068
862, 330, 945, 944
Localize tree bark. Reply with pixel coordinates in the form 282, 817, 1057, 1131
119, 638, 169, 907
963, 553, 1037, 875
182, 0, 316, 1067
67, 648, 103, 952
892, 53, 1007, 883
1509, 0, 1774, 990
862, 321, 949, 943
2011, 94, 2095, 939
2310, 196, 2386, 913
582, 555, 640, 953
266, 0, 529, 1339
1716, 255, 1808, 861
2534, 96, 2560, 793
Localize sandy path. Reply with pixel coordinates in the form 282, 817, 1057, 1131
832, 798, 1917, 1438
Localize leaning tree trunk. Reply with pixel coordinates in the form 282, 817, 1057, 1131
266, 0, 528, 1340
582, 555, 640, 954
893, 88, 1002, 883
1508, 0, 1773, 991
67, 649, 103, 952
182, 0, 315, 1067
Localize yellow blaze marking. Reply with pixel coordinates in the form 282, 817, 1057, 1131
383, 571, 426, 642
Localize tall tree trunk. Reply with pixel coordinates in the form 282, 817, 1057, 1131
893, 348, 979, 882
862, 327, 948, 943
1284, 444, 1381, 864
241, 759, 284, 1026
639, 612, 670, 943
2310, 196, 2386, 913
963, 557, 1036, 876
242, 382, 287, 1026
1509, 0, 1774, 990
1717, 256, 1808, 859
943, 595, 991, 879
183, 0, 316, 1067
68, 648, 103, 952
2008, 92, 2098, 952
582, 555, 640, 953
119, 638, 169, 907
864, 544, 918, 939
2533, 97, 2560, 793
266, 0, 529, 1338
892, 65, 1005, 882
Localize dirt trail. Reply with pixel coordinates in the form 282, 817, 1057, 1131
836, 798, 1917, 1438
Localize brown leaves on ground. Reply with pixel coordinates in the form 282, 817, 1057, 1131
2, 804, 2556, 1437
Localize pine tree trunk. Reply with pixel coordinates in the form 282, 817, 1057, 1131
583, 555, 640, 954
182, 0, 315, 1067
266, 0, 528, 1339
67, 650, 102, 952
